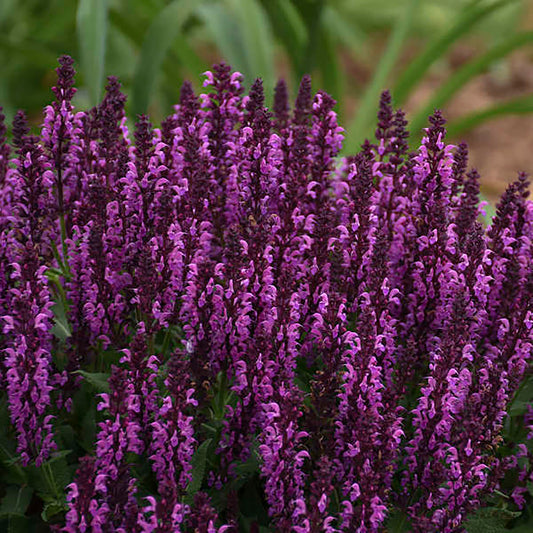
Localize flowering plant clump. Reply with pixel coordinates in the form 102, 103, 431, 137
0, 57, 532, 532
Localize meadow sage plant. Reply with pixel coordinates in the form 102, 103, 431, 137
0, 57, 532, 532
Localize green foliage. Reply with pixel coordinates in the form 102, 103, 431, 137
409, 30, 533, 136
186, 438, 212, 497
465, 506, 521, 532
0, 0, 529, 143
73, 370, 111, 393
384, 510, 413, 532
0, 486, 34, 520
76, 0, 109, 105
50, 300, 72, 343
392, 0, 521, 106
344, 0, 420, 151
131, 0, 197, 116
446, 94, 533, 138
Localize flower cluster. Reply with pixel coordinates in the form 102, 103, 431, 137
0, 58, 532, 532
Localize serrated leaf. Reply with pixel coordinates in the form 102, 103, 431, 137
465, 506, 517, 533
186, 438, 212, 496
29, 450, 72, 503
41, 499, 68, 522
51, 301, 71, 341
232, 446, 261, 477
0, 486, 33, 518
74, 370, 111, 393
77, 0, 109, 106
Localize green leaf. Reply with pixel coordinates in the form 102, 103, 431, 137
80, 398, 98, 452
166, 35, 205, 81
316, 22, 345, 112
385, 510, 412, 532
45, 267, 63, 280
229, 0, 275, 91
238, 477, 270, 527
232, 443, 261, 477
0, 486, 33, 518
393, 0, 520, 105
46, 449, 73, 463
1, 515, 30, 533
343, 0, 421, 153
322, 5, 366, 53
0, 399, 27, 484
28, 450, 73, 503
0, 35, 58, 65
446, 94, 533, 138
74, 370, 111, 393
41, 499, 68, 522
186, 438, 212, 496
511, 522, 533, 533
131, 0, 196, 116
51, 301, 71, 342
0, 442, 27, 486
261, 0, 308, 77
199, 0, 275, 91
77, 0, 109, 106
465, 506, 519, 533
509, 374, 533, 416
197, 3, 248, 74
410, 31, 533, 135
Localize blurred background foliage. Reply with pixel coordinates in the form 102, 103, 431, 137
0, 0, 532, 169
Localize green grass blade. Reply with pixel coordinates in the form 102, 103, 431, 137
131, 0, 196, 116
230, 0, 276, 91
409, 30, 533, 136
392, 0, 519, 106
343, 0, 421, 154
261, 0, 308, 78
166, 36, 206, 83
197, 3, 249, 78
446, 94, 533, 138
322, 5, 367, 53
316, 24, 345, 115
76, 0, 109, 106
108, 8, 144, 45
